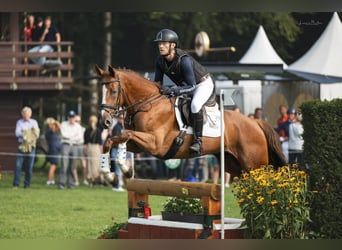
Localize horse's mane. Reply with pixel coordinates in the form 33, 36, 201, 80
116, 68, 160, 88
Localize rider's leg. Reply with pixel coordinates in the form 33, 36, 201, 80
189, 109, 203, 155
189, 78, 214, 155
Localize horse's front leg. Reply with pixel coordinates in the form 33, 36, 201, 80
100, 133, 133, 183
103, 134, 130, 153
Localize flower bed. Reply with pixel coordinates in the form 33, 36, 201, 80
232, 165, 314, 239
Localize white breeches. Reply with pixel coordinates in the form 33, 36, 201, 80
191, 77, 214, 113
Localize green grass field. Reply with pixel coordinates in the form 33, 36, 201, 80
0, 167, 241, 239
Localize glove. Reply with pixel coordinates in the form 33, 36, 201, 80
160, 86, 174, 96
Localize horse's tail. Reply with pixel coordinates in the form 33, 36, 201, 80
256, 120, 286, 168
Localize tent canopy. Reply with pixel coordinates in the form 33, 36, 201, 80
239, 25, 288, 68
287, 12, 342, 83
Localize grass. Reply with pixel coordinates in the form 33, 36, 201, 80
0, 167, 241, 239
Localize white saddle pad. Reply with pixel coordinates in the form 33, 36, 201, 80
174, 97, 221, 137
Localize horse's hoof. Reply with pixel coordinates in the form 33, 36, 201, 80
123, 168, 133, 179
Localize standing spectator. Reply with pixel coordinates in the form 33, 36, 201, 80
45, 117, 61, 185
253, 107, 263, 120
13, 106, 40, 189
275, 107, 303, 166
84, 115, 104, 186
21, 14, 37, 76
207, 154, 230, 187
58, 110, 83, 189
21, 14, 35, 42
29, 16, 61, 67
110, 114, 125, 191
135, 152, 158, 179
277, 105, 289, 163
193, 156, 206, 182
288, 109, 304, 167
73, 115, 87, 186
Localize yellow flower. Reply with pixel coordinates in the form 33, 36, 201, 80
267, 188, 276, 195
247, 193, 253, 199
270, 200, 278, 206
237, 198, 245, 205
256, 196, 264, 204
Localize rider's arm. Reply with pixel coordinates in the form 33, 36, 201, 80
176, 56, 196, 95
154, 61, 164, 86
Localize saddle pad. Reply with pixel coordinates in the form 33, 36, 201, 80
175, 98, 221, 137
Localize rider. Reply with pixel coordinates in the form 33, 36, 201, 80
153, 29, 215, 155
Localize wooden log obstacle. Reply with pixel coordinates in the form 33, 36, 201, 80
119, 178, 229, 239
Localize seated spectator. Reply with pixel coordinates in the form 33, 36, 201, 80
29, 16, 62, 69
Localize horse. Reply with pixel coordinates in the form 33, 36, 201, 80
96, 65, 286, 182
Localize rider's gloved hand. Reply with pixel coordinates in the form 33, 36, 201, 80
160, 86, 174, 96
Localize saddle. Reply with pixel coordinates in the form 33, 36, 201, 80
177, 88, 217, 127
163, 89, 219, 160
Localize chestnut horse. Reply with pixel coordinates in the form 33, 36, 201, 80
96, 65, 285, 180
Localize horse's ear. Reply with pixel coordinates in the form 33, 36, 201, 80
108, 65, 116, 77
95, 65, 104, 75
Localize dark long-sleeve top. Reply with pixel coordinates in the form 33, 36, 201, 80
84, 127, 102, 145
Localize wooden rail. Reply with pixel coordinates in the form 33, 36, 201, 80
0, 41, 74, 90
126, 179, 222, 220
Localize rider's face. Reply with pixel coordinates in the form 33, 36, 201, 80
158, 41, 175, 56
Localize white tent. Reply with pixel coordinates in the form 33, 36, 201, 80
239, 25, 288, 68
236, 25, 289, 116
287, 12, 342, 83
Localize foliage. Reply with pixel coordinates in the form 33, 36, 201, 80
232, 165, 314, 239
162, 197, 203, 215
97, 219, 126, 239
300, 99, 342, 238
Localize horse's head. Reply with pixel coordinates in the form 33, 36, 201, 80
96, 65, 123, 129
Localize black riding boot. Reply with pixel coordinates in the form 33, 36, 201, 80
189, 111, 203, 155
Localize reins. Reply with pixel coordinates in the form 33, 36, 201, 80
100, 75, 165, 120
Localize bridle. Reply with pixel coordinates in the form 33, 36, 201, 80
100, 75, 164, 122
100, 76, 122, 118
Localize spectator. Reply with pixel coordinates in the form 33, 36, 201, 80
13, 106, 40, 189
31, 16, 43, 42
29, 16, 61, 67
207, 154, 230, 187
287, 109, 304, 167
275, 107, 304, 167
135, 152, 158, 179
58, 110, 83, 189
109, 114, 125, 191
253, 107, 263, 120
193, 156, 207, 182
21, 15, 38, 76
21, 14, 35, 42
45, 117, 61, 185
277, 105, 289, 163
84, 115, 104, 186
73, 115, 88, 186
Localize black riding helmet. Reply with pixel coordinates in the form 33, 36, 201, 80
154, 29, 179, 47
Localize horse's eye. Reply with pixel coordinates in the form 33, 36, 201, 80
110, 90, 117, 96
